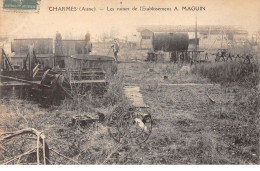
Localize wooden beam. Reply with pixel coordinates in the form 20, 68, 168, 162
0, 74, 40, 85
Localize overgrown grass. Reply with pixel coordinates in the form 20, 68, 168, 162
0, 73, 132, 164
102, 74, 126, 106
59, 73, 128, 111
189, 61, 259, 163
207, 86, 260, 164
191, 61, 259, 87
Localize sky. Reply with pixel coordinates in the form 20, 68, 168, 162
0, 0, 260, 39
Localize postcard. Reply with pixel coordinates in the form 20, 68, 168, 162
0, 0, 259, 165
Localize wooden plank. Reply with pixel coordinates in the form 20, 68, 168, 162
0, 81, 31, 86
0, 75, 40, 85
0, 79, 106, 87
123, 86, 148, 108
70, 80, 106, 84
124, 83, 215, 87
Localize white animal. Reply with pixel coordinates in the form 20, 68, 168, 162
134, 118, 148, 132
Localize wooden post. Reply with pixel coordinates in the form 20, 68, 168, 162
0, 47, 3, 71
221, 29, 224, 49
28, 45, 34, 80
194, 14, 198, 63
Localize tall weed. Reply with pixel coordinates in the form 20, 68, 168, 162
191, 61, 259, 87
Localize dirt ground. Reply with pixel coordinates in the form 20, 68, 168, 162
117, 62, 259, 164
0, 46, 259, 164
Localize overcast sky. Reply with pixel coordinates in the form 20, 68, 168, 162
0, 0, 260, 39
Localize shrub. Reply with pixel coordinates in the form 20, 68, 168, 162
191, 61, 259, 87
102, 74, 126, 106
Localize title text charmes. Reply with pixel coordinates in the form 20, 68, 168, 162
48, 6, 206, 12
49, 6, 95, 11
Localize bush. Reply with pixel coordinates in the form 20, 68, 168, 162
102, 74, 126, 106
191, 61, 259, 87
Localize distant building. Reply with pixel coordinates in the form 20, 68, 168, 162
136, 25, 249, 51
138, 29, 153, 50
127, 34, 139, 48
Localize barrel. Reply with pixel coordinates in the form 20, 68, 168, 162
153, 32, 189, 52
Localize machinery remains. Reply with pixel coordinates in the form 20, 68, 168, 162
0, 34, 117, 105
108, 86, 152, 145
214, 48, 254, 64
146, 32, 204, 63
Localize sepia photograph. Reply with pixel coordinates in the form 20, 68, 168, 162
0, 0, 259, 166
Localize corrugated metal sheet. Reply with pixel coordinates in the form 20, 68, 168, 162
55, 40, 91, 57
12, 39, 53, 55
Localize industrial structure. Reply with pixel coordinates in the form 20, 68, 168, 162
136, 25, 249, 51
